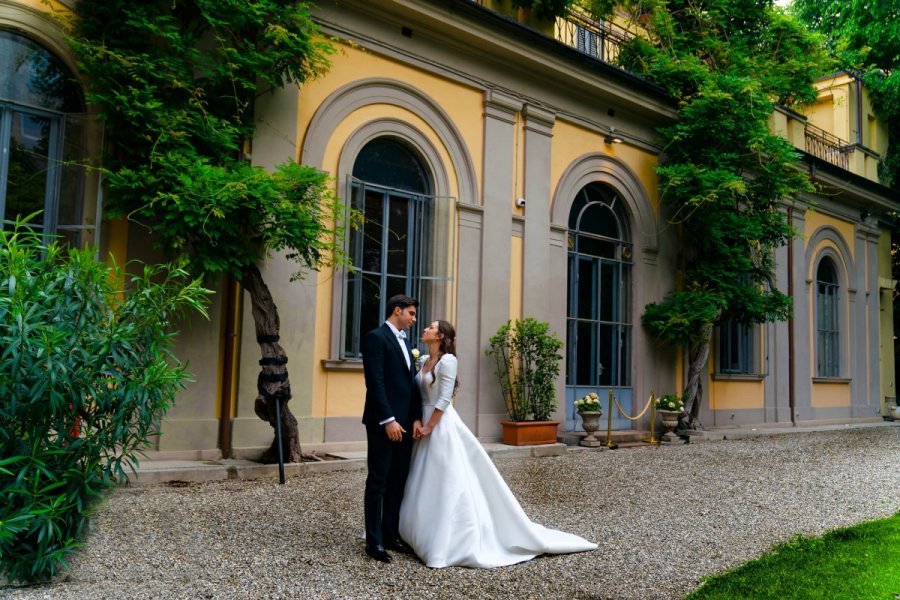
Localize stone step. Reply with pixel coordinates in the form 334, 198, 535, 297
557, 429, 651, 446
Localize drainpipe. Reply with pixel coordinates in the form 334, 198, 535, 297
218, 274, 239, 458
787, 206, 796, 425
855, 78, 863, 145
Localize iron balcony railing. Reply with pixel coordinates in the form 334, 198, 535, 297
555, 6, 634, 68
468, 1, 634, 70
805, 122, 852, 171
470, 2, 865, 176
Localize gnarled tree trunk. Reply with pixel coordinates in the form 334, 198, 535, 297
679, 322, 713, 433
240, 263, 302, 463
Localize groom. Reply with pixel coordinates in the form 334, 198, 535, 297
361, 294, 422, 563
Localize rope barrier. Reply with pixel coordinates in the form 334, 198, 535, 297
612, 390, 653, 421
604, 389, 659, 448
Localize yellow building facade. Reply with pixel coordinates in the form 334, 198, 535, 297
2, 0, 896, 458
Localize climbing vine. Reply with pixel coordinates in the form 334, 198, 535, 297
65, 0, 342, 462
593, 0, 828, 430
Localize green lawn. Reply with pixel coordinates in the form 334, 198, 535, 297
685, 513, 900, 600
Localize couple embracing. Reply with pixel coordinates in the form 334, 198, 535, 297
362, 294, 596, 568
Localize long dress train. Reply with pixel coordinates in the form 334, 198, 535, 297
399, 354, 597, 568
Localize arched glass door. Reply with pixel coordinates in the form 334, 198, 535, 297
565, 183, 632, 430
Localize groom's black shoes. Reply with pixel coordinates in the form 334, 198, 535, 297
365, 543, 392, 563
385, 538, 414, 554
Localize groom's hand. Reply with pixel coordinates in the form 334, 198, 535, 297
412, 420, 423, 439
385, 420, 406, 442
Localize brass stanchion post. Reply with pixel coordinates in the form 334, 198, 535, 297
605, 389, 618, 449
645, 391, 660, 445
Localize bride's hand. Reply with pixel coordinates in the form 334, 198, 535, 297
412, 420, 424, 439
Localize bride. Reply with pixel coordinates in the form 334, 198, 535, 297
399, 320, 597, 568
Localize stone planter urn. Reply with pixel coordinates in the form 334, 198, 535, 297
891, 405, 900, 421
578, 411, 603, 447
657, 409, 682, 443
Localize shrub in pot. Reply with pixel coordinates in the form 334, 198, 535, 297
485, 318, 563, 444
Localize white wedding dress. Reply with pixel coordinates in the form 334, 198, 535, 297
399, 354, 597, 568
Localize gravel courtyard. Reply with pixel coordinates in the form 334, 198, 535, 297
5, 426, 900, 600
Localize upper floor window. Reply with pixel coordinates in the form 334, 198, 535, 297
576, 26, 600, 58
0, 30, 88, 245
816, 257, 840, 377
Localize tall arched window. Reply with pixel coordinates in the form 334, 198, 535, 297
816, 257, 840, 377
566, 183, 632, 394
0, 30, 87, 245
341, 137, 439, 358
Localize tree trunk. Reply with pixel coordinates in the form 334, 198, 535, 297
679, 322, 713, 432
239, 263, 302, 463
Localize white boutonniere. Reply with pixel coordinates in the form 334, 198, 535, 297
411, 349, 425, 371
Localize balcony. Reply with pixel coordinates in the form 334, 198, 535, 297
772, 107, 882, 183
554, 6, 634, 69
804, 122, 852, 171
469, 1, 883, 182
469, 1, 634, 70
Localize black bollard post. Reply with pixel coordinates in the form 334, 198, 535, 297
274, 396, 285, 484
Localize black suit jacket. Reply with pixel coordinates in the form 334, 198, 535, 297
361, 324, 422, 428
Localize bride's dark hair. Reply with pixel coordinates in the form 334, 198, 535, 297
429, 320, 459, 395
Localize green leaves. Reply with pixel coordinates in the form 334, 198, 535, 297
793, 0, 900, 187
0, 222, 210, 583
599, 1, 827, 423
66, 1, 340, 284
615, 1, 824, 352
642, 290, 724, 347
486, 318, 564, 421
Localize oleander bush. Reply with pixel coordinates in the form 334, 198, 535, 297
0, 222, 209, 583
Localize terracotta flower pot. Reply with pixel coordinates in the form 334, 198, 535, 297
500, 420, 560, 446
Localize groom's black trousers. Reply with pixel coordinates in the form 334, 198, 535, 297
364, 423, 413, 545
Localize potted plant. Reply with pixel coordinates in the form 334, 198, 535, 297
655, 393, 684, 441
485, 317, 564, 445
574, 391, 603, 447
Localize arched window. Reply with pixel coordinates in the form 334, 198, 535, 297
342, 138, 434, 358
816, 257, 840, 377
0, 30, 87, 244
566, 182, 632, 390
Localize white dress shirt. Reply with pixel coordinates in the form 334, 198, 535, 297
379, 321, 411, 426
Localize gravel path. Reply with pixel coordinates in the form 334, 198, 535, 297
5, 426, 900, 600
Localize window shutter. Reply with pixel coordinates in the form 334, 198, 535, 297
417, 195, 457, 324
339, 176, 363, 357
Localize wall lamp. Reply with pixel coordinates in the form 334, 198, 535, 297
604, 127, 624, 144
860, 207, 872, 222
